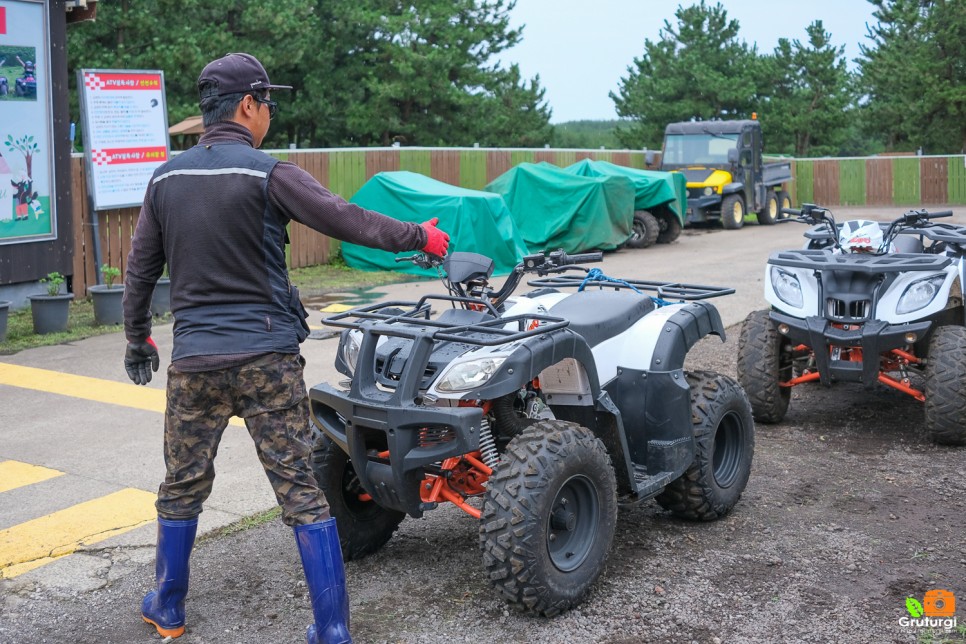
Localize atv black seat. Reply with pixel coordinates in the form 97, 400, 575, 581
549, 290, 654, 347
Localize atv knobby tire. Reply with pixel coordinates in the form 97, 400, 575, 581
923, 325, 966, 445
721, 194, 745, 229
625, 210, 660, 249
480, 420, 617, 616
311, 434, 405, 560
737, 309, 791, 423
655, 210, 682, 244
655, 371, 755, 521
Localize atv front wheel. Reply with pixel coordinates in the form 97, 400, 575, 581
311, 434, 405, 560
625, 210, 660, 249
655, 209, 682, 244
721, 194, 745, 230
480, 420, 617, 616
923, 325, 966, 445
737, 309, 791, 423
655, 371, 755, 521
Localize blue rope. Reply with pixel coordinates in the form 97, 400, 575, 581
578, 268, 642, 294
578, 267, 678, 307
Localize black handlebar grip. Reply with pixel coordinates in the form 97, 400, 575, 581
566, 252, 604, 264
781, 208, 802, 217
929, 211, 954, 218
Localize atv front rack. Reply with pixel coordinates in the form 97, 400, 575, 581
322, 296, 570, 346
525, 275, 735, 300
769, 249, 951, 273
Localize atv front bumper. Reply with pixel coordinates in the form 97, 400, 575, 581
770, 312, 932, 387
309, 382, 482, 518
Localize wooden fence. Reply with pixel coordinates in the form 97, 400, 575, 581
69, 149, 966, 297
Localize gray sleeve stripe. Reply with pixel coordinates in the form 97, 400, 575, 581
153, 168, 269, 184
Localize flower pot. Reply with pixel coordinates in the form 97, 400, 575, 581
151, 277, 171, 317
89, 284, 125, 326
28, 293, 74, 335
0, 300, 10, 343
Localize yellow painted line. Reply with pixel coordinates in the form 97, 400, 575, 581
0, 461, 65, 494
319, 303, 354, 313
0, 488, 157, 579
0, 363, 244, 426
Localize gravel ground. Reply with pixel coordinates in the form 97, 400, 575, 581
3, 324, 965, 644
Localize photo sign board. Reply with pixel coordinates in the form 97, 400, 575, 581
0, 0, 56, 245
78, 68, 170, 210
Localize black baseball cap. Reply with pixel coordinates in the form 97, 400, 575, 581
197, 53, 292, 98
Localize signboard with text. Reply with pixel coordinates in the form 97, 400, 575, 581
78, 68, 170, 210
0, 0, 56, 245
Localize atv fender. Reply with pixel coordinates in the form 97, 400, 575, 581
606, 301, 727, 497
722, 182, 744, 196
648, 301, 727, 371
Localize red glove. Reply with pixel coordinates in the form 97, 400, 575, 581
420, 217, 450, 257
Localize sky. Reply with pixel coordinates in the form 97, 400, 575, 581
500, 0, 879, 123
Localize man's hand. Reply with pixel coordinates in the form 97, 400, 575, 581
125, 338, 160, 385
420, 217, 450, 257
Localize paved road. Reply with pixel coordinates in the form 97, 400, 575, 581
0, 204, 949, 593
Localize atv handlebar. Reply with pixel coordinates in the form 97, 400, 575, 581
395, 252, 443, 270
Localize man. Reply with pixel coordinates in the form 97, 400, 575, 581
122, 52, 449, 643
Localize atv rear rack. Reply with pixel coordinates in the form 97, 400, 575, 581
322, 296, 570, 347
769, 249, 951, 273
525, 275, 735, 300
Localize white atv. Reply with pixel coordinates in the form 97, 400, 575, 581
737, 203, 966, 445
309, 249, 754, 616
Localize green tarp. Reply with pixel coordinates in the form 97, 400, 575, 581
342, 171, 529, 277
564, 159, 687, 225
483, 162, 635, 253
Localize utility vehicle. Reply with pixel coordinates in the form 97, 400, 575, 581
309, 249, 755, 615
653, 118, 792, 229
737, 204, 966, 445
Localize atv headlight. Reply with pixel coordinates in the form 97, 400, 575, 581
770, 267, 803, 308
436, 357, 506, 393
703, 187, 713, 196
341, 331, 362, 374
897, 275, 946, 315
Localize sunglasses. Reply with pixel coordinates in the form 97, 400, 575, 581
252, 95, 278, 120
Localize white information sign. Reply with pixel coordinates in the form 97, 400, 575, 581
78, 68, 170, 210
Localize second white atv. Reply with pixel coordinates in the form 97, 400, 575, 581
737, 203, 966, 445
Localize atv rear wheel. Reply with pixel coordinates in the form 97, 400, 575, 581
721, 194, 745, 229
480, 420, 617, 616
311, 434, 405, 560
923, 325, 966, 445
737, 309, 791, 423
655, 371, 755, 521
655, 209, 682, 244
625, 210, 660, 249
757, 192, 780, 225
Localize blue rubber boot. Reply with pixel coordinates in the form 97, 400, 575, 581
141, 516, 198, 639
294, 518, 352, 644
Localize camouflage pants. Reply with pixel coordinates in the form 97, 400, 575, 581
156, 352, 329, 526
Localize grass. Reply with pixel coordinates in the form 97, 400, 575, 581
207, 506, 283, 539
0, 262, 412, 355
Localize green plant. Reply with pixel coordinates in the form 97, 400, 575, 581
100, 264, 122, 288
39, 272, 64, 296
